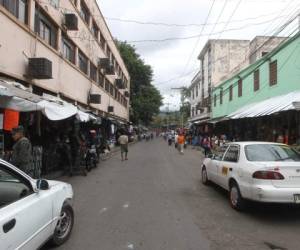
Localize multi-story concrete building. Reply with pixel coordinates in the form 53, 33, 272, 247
189, 39, 250, 124
188, 37, 286, 125
0, 0, 130, 122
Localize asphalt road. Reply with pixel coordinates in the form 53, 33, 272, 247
45, 139, 300, 250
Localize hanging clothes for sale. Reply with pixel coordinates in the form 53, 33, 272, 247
3, 109, 19, 131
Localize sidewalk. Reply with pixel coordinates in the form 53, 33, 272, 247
43, 140, 137, 180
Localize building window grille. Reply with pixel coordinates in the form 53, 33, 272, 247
62, 35, 75, 63
90, 64, 97, 82
229, 85, 233, 101
1, 0, 28, 24
98, 72, 104, 87
269, 60, 277, 86
254, 69, 260, 91
214, 94, 216, 107
100, 33, 106, 50
238, 79, 242, 97
78, 51, 88, 74
91, 21, 99, 39
109, 83, 114, 96
80, 0, 90, 24
34, 7, 57, 48
105, 79, 110, 92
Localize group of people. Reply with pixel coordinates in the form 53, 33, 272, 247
5, 126, 129, 178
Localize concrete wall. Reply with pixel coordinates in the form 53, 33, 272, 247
212, 34, 300, 119
0, 0, 130, 121
249, 36, 287, 64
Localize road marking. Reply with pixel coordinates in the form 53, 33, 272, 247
127, 243, 134, 249
99, 207, 108, 214
123, 202, 130, 209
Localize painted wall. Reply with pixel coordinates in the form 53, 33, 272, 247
212, 34, 300, 119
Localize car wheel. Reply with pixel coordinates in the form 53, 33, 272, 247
51, 204, 74, 246
229, 182, 246, 211
201, 167, 210, 185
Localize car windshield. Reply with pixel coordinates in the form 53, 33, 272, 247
245, 144, 300, 162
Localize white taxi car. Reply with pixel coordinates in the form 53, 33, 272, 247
201, 142, 300, 210
0, 159, 74, 249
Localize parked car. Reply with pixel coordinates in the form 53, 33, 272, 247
201, 142, 300, 211
0, 159, 74, 249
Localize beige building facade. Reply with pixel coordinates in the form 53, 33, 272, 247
188, 37, 286, 124
0, 0, 130, 121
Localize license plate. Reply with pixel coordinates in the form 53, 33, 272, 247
294, 194, 300, 203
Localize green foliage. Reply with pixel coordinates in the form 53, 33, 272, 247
116, 41, 163, 125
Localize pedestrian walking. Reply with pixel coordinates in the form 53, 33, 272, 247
202, 136, 211, 157
118, 130, 129, 161
11, 126, 34, 177
177, 132, 185, 154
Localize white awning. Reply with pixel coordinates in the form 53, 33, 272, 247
0, 79, 43, 112
228, 91, 300, 119
37, 100, 78, 121
76, 110, 97, 122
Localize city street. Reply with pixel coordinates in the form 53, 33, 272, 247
42, 139, 300, 250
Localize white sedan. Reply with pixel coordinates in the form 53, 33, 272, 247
0, 159, 74, 249
201, 142, 300, 210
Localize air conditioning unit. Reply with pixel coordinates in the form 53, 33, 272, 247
89, 94, 101, 104
28, 58, 52, 79
65, 14, 78, 30
124, 91, 130, 98
98, 58, 110, 69
105, 64, 115, 75
108, 106, 114, 112
115, 79, 124, 89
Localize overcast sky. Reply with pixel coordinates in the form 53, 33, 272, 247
97, 0, 299, 111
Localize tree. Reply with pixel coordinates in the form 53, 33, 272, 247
116, 41, 163, 125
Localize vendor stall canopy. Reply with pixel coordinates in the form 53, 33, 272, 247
228, 91, 300, 119
0, 79, 98, 122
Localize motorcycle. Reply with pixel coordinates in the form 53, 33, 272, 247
85, 144, 98, 171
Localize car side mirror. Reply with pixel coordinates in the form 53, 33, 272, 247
36, 179, 49, 190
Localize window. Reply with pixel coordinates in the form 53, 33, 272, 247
105, 79, 110, 92
91, 21, 99, 39
0, 0, 28, 24
229, 85, 233, 101
245, 144, 300, 162
100, 33, 106, 50
114, 88, 118, 99
0, 164, 33, 208
118, 92, 121, 102
90, 64, 97, 82
238, 79, 242, 97
80, 0, 90, 24
98, 72, 104, 87
254, 69, 259, 91
214, 94, 216, 107
213, 146, 228, 161
61, 35, 75, 63
196, 86, 198, 97
78, 50, 88, 74
220, 89, 223, 104
269, 60, 277, 86
34, 7, 57, 48
223, 145, 239, 162
49, 0, 59, 8
109, 83, 114, 96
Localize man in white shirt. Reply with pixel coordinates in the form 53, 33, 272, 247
118, 130, 129, 161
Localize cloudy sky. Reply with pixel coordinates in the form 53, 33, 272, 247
97, 0, 299, 110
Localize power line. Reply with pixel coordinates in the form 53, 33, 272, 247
104, 9, 285, 28
217, 0, 243, 39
